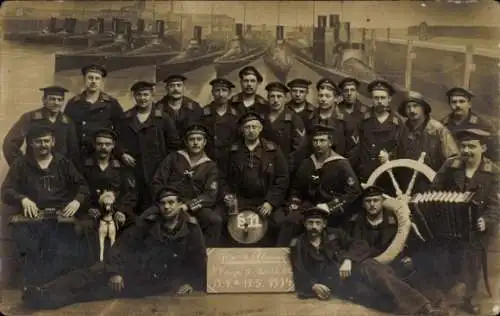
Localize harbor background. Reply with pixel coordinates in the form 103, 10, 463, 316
0, 1, 499, 315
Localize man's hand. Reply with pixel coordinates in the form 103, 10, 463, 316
339, 259, 352, 279
312, 283, 331, 300
401, 257, 414, 270
21, 197, 39, 218
189, 198, 203, 211
121, 153, 136, 168
224, 194, 237, 208
316, 203, 331, 214
258, 202, 273, 217
62, 200, 81, 217
108, 275, 124, 292
378, 150, 390, 165
176, 284, 194, 296
477, 217, 486, 232
113, 212, 126, 226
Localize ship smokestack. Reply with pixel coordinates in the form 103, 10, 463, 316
338, 22, 351, 42
49, 17, 57, 33
317, 15, 327, 29
137, 18, 145, 33
87, 18, 96, 31
329, 14, 339, 28
112, 18, 120, 34
246, 24, 252, 34
67, 18, 77, 34
97, 18, 104, 33
276, 25, 284, 41
235, 23, 243, 38
194, 25, 202, 43
155, 20, 165, 37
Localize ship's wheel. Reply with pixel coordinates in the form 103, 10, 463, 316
362, 152, 437, 264
364, 152, 436, 203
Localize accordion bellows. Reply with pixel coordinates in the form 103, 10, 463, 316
410, 191, 476, 240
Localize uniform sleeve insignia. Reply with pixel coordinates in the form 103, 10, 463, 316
296, 128, 306, 137
469, 115, 478, 124
284, 113, 292, 121
289, 238, 298, 247
388, 216, 396, 225
392, 117, 399, 125
127, 177, 136, 188
33, 111, 43, 120
482, 160, 493, 173
203, 107, 211, 116
154, 109, 163, 117
186, 101, 193, 109
188, 216, 198, 224
336, 112, 344, 120
111, 160, 121, 168
101, 93, 111, 101
264, 141, 276, 151
231, 95, 240, 103
210, 181, 218, 191
363, 112, 372, 120
347, 177, 355, 186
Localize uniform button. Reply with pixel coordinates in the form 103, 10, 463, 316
82, 121, 86, 125
153, 273, 158, 278
82, 133, 86, 137
173, 253, 178, 258
163, 264, 168, 268
371, 144, 376, 147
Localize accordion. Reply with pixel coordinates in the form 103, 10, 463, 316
10, 208, 75, 224
409, 191, 476, 241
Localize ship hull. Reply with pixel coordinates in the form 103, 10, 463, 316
155, 50, 224, 81
4, 32, 114, 48
55, 51, 179, 73
213, 48, 268, 77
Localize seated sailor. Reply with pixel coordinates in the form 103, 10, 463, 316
0, 124, 90, 300
278, 124, 361, 246
23, 186, 207, 310
289, 206, 445, 316
151, 123, 222, 246
350, 185, 449, 314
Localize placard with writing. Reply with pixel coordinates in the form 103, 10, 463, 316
206, 248, 295, 293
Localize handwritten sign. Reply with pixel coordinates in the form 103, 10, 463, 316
206, 248, 295, 293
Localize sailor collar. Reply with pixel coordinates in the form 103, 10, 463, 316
310, 151, 346, 170
177, 150, 212, 169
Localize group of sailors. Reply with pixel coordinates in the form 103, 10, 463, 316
1, 63, 498, 315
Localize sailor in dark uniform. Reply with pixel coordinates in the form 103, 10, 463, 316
151, 124, 222, 246
25, 187, 206, 310
349, 80, 407, 189
230, 66, 268, 114
64, 64, 124, 159
278, 124, 361, 246
350, 186, 449, 314
286, 78, 315, 129
116, 81, 179, 212
3, 86, 80, 168
303, 78, 348, 156
262, 81, 306, 173
81, 128, 138, 232
1, 125, 90, 303
220, 112, 289, 245
289, 206, 442, 315
200, 78, 240, 171
155, 74, 203, 135
441, 87, 497, 162
430, 128, 500, 314
337, 77, 369, 153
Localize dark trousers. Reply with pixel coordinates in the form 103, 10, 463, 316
320, 259, 430, 315
189, 207, 223, 247
425, 240, 482, 300
29, 264, 177, 310
11, 220, 91, 287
